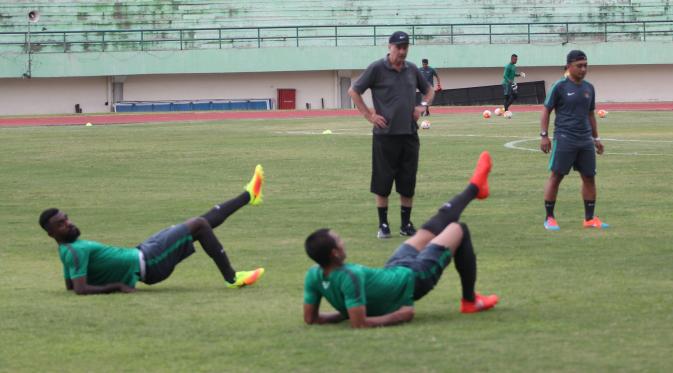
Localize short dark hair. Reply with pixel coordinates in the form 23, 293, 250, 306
511, 54, 518, 58
305, 228, 336, 267
39, 208, 60, 231
566, 50, 587, 64
422, 58, 428, 64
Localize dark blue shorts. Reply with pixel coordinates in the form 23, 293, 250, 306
548, 135, 596, 176
137, 223, 195, 285
385, 243, 452, 300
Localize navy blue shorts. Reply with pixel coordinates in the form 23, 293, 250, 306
385, 243, 452, 300
548, 136, 596, 176
137, 223, 195, 285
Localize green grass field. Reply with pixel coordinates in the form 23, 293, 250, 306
1, 111, 672, 372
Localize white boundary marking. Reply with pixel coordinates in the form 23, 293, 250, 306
275, 130, 672, 157
503, 138, 672, 156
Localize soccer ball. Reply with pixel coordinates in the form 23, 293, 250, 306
597, 109, 608, 118
420, 120, 431, 129
504, 111, 513, 119
494, 107, 503, 116
482, 110, 492, 119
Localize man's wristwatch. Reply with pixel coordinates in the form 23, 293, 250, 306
540, 131, 548, 138
593, 136, 601, 142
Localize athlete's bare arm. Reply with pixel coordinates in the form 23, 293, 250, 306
70, 277, 135, 295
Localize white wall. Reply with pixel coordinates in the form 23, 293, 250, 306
0, 77, 109, 115
429, 65, 673, 102
1, 65, 671, 116
123, 71, 337, 110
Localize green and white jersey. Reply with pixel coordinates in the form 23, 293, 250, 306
303, 263, 415, 317
58, 239, 140, 287
502, 63, 517, 85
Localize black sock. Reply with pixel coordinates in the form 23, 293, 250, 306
545, 200, 556, 218
197, 228, 236, 283
377, 207, 389, 226
584, 200, 596, 220
401, 206, 412, 227
201, 192, 250, 229
421, 184, 478, 235
454, 223, 477, 302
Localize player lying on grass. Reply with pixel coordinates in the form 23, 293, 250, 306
39, 165, 266, 295
303, 152, 499, 328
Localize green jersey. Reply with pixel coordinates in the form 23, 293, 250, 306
58, 239, 140, 287
503, 63, 517, 85
303, 263, 415, 317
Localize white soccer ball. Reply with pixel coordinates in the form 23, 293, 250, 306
482, 110, 492, 119
504, 111, 513, 119
420, 120, 431, 129
494, 108, 503, 116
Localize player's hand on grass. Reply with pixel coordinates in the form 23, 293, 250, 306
398, 306, 414, 319
120, 284, 136, 293
366, 112, 387, 128
594, 139, 604, 155
540, 137, 552, 153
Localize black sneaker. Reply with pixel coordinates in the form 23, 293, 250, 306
400, 222, 417, 236
377, 223, 392, 239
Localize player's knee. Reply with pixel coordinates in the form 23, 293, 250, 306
186, 217, 210, 235
550, 172, 564, 184
456, 222, 469, 242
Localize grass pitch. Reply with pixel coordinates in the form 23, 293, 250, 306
1, 111, 672, 372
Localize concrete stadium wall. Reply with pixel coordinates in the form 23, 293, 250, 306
427, 64, 673, 103
123, 71, 336, 110
0, 71, 337, 115
0, 77, 109, 115
1, 64, 670, 116
3, 41, 673, 78
354, 64, 673, 106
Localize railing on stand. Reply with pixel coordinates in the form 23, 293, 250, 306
0, 21, 671, 54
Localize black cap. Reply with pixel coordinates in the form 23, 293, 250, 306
389, 31, 410, 45
567, 50, 587, 64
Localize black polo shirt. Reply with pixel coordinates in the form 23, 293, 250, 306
352, 55, 430, 135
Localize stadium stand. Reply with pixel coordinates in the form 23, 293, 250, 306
0, 1, 671, 115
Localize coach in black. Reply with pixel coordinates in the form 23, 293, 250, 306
349, 31, 434, 239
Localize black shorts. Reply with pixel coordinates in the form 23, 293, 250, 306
548, 136, 596, 176
137, 223, 195, 285
385, 243, 452, 300
371, 134, 420, 198
503, 83, 518, 96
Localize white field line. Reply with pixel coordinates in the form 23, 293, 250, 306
275, 130, 672, 156
504, 138, 672, 156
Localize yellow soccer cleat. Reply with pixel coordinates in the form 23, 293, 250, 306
228, 268, 265, 288
244, 164, 264, 205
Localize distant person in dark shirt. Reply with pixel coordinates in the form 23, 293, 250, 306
420, 58, 442, 116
